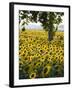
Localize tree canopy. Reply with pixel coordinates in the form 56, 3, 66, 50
19, 10, 64, 41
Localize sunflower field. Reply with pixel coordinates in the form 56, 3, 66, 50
19, 30, 64, 79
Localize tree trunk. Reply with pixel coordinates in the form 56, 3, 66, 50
48, 12, 55, 41
48, 31, 53, 41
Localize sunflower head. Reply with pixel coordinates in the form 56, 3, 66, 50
29, 72, 36, 79
44, 64, 52, 77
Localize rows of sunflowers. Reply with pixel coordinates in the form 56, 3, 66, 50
19, 30, 64, 79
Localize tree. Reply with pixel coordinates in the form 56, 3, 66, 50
19, 10, 31, 31
19, 10, 64, 41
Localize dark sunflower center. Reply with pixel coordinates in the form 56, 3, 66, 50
31, 74, 34, 77
44, 68, 48, 73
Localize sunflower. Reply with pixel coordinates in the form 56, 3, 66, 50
48, 56, 53, 61
35, 61, 42, 67
43, 64, 52, 76
29, 56, 33, 61
59, 49, 63, 54
49, 46, 54, 51
55, 56, 59, 60
59, 46, 63, 50
46, 48, 49, 52
60, 56, 64, 61
49, 44, 53, 49
40, 56, 45, 62
34, 53, 39, 57
49, 51, 53, 55
20, 50, 24, 56
52, 54, 57, 60
43, 45, 47, 50
19, 61, 23, 66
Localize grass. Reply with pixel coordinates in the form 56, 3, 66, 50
19, 30, 64, 79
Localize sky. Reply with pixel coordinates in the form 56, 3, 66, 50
25, 22, 43, 30
25, 22, 64, 31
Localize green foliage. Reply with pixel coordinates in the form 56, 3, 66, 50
22, 27, 25, 31
19, 10, 64, 41
30, 11, 39, 23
